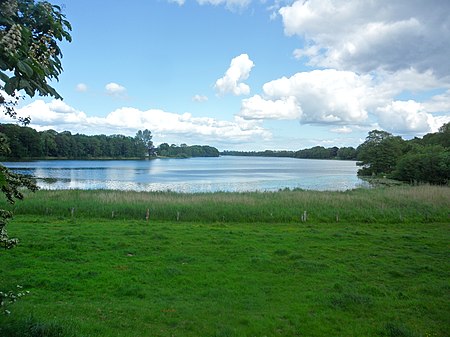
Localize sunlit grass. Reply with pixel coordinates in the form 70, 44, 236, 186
0, 185, 449, 336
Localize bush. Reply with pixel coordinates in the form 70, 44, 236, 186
392, 146, 450, 184
0, 316, 78, 337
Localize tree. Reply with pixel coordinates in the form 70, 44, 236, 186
392, 145, 450, 184
40, 129, 57, 157
1, 0, 72, 100
337, 147, 357, 160
0, 0, 71, 249
135, 129, 155, 156
158, 142, 170, 156
421, 122, 450, 148
155, 143, 220, 158
356, 130, 406, 176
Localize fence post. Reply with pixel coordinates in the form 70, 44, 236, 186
301, 211, 307, 222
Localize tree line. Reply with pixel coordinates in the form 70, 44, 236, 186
0, 124, 148, 158
157, 143, 219, 158
0, 124, 219, 159
356, 123, 449, 184
222, 146, 357, 160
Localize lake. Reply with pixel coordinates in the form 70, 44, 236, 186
3, 156, 368, 192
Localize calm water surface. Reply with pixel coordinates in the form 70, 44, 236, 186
3, 156, 368, 192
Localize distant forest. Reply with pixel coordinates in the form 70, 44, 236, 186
157, 143, 219, 158
0, 124, 219, 159
222, 146, 357, 160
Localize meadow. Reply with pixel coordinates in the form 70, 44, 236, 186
0, 185, 449, 336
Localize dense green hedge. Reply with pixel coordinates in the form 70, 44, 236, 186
356, 123, 449, 184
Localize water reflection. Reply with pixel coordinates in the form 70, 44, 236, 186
3, 157, 368, 192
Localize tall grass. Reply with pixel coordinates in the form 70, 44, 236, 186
1, 185, 448, 336
3, 185, 449, 223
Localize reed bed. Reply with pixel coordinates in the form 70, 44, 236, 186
3, 185, 449, 224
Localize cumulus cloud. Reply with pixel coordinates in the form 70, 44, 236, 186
239, 68, 450, 134
240, 95, 301, 120
192, 94, 208, 102
376, 100, 450, 134
215, 54, 254, 96
423, 89, 450, 113
4, 100, 271, 145
105, 82, 127, 96
279, 0, 450, 78
75, 83, 88, 92
243, 69, 376, 124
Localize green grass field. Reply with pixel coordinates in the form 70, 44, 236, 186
1, 186, 449, 336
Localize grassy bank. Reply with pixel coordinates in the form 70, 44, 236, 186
2, 185, 449, 224
1, 186, 449, 336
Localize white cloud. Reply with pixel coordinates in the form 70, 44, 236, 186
197, 0, 251, 10
168, 0, 185, 5
4, 100, 271, 146
75, 83, 88, 92
240, 68, 450, 135
427, 115, 450, 133
8, 100, 88, 126
279, 0, 450, 78
105, 82, 127, 96
248, 69, 375, 124
423, 89, 450, 113
192, 94, 208, 102
239, 95, 301, 120
376, 100, 450, 134
167, 0, 251, 10
330, 126, 352, 134
375, 68, 446, 98
215, 54, 254, 96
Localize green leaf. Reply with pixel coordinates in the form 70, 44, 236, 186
0, 59, 9, 71
17, 60, 34, 77
0, 71, 10, 84
0, 171, 6, 188
4, 77, 19, 95
45, 85, 61, 99
19, 79, 34, 97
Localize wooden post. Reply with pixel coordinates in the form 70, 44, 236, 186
111, 211, 115, 219
301, 211, 307, 222
71, 207, 75, 217
177, 211, 180, 221
145, 208, 150, 222
336, 213, 339, 222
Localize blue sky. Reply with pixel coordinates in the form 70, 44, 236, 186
5, 0, 450, 150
